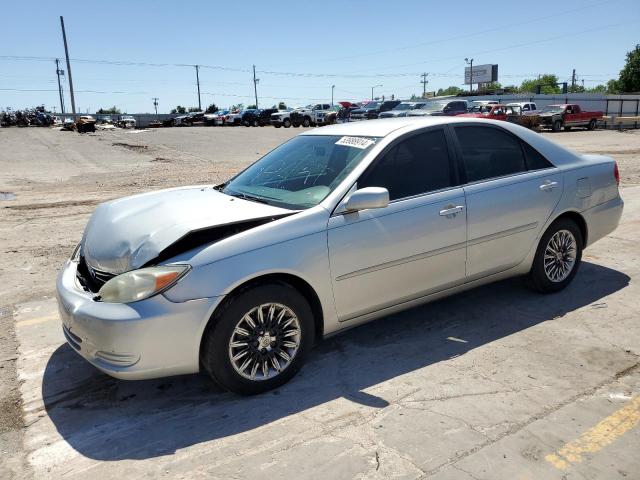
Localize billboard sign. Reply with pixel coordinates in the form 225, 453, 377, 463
464, 64, 498, 84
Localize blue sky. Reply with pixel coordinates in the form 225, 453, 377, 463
1, 0, 639, 113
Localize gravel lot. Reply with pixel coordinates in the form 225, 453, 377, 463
1, 125, 639, 479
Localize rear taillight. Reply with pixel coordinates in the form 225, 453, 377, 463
614, 161, 620, 186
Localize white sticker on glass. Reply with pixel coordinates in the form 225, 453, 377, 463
335, 136, 375, 149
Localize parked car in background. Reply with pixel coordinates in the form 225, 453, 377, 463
185, 111, 205, 126
290, 104, 332, 127
507, 102, 538, 115
271, 108, 295, 128
224, 110, 243, 126
350, 100, 401, 120
118, 115, 136, 128
468, 100, 499, 112
457, 104, 518, 121
538, 104, 603, 132
378, 102, 428, 118
314, 105, 342, 126
76, 115, 96, 133
407, 100, 468, 117
57, 117, 623, 394
204, 110, 229, 126
241, 108, 279, 127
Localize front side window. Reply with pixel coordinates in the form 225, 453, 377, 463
454, 126, 526, 182
358, 129, 454, 201
222, 135, 379, 209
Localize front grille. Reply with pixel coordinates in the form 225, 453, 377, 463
76, 256, 116, 293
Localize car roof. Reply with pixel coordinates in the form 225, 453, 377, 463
301, 116, 475, 137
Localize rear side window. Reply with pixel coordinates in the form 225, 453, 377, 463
523, 142, 554, 170
359, 129, 454, 200
454, 126, 526, 182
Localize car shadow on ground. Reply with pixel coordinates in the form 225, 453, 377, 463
42, 261, 629, 461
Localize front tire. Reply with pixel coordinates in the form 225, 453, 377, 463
302, 117, 311, 128
201, 283, 315, 395
283, 118, 291, 128
552, 120, 563, 132
528, 218, 583, 293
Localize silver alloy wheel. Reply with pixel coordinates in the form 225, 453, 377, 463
544, 229, 577, 282
228, 303, 301, 381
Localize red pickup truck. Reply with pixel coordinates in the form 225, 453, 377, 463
538, 104, 603, 132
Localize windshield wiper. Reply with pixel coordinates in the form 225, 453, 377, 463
228, 191, 271, 205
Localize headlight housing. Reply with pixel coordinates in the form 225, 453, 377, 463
97, 265, 190, 304
70, 243, 82, 262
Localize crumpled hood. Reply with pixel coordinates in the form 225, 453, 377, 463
82, 185, 291, 274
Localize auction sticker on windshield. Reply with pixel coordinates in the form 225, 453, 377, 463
335, 136, 376, 149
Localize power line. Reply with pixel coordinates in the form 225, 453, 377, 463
265, 0, 621, 67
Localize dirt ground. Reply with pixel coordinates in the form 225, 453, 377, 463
1, 125, 639, 479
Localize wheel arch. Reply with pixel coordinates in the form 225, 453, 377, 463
549, 210, 588, 247
198, 272, 324, 362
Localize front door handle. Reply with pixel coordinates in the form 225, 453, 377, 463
539, 180, 558, 191
439, 205, 465, 217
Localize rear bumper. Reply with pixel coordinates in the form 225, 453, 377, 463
582, 194, 624, 247
56, 260, 222, 380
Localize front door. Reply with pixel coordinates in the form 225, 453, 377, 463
328, 127, 467, 321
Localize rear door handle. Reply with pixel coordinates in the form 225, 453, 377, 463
539, 180, 558, 191
439, 205, 465, 217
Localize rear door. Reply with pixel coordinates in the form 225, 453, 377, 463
328, 127, 467, 321
451, 124, 563, 279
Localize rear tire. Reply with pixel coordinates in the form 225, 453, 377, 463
252, 120, 259, 127
274, 124, 281, 128
527, 218, 583, 293
201, 283, 315, 395
588, 119, 597, 131
302, 117, 311, 128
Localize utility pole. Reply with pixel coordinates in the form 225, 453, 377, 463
571, 69, 576, 91
253, 65, 259, 108
59, 16, 76, 121
152, 97, 159, 117
55, 58, 65, 114
465, 58, 474, 93
195, 65, 202, 110
371, 84, 382, 101
421, 72, 429, 98
331, 85, 335, 106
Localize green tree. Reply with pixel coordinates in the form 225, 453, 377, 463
188, 106, 201, 112
586, 84, 608, 93
519, 74, 561, 94
278, 101, 287, 110
205, 103, 219, 114
436, 86, 464, 96
247, 104, 257, 109
170, 105, 187, 114
230, 103, 244, 112
606, 79, 621, 93
617, 44, 640, 92
96, 106, 121, 114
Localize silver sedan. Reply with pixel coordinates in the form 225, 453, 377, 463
56, 117, 623, 394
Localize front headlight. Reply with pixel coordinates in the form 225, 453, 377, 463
97, 265, 190, 304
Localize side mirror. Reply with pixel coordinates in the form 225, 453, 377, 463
343, 187, 389, 213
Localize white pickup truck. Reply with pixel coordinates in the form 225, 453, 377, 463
507, 102, 538, 115
271, 104, 331, 128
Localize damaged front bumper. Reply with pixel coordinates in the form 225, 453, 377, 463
56, 259, 223, 380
